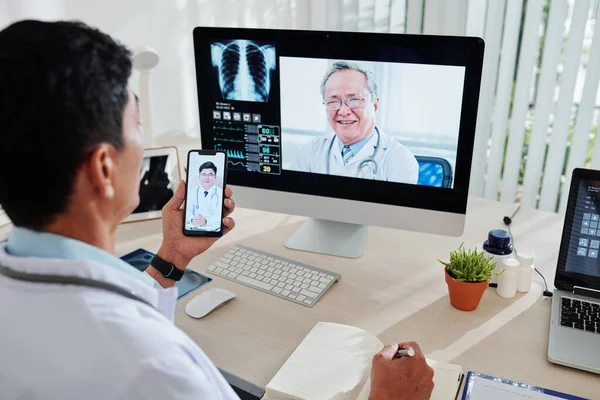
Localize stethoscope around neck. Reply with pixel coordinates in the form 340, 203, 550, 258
0, 239, 155, 308
326, 127, 381, 179
0, 263, 156, 309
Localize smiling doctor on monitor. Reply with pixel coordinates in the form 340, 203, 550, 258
295, 61, 418, 183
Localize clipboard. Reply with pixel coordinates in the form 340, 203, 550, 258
462, 371, 588, 400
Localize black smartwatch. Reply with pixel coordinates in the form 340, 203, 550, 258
150, 255, 184, 281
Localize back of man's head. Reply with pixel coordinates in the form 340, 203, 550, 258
0, 20, 132, 229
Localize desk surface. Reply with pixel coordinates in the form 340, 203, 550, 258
114, 196, 599, 399
2, 197, 598, 398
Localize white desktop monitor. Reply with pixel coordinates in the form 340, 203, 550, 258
193, 28, 484, 258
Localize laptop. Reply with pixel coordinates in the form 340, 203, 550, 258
548, 168, 600, 374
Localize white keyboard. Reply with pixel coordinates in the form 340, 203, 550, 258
207, 245, 340, 307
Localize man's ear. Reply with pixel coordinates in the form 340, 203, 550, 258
373, 96, 380, 112
85, 143, 116, 199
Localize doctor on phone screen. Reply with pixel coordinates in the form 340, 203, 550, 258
186, 161, 222, 231
296, 61, 418, 183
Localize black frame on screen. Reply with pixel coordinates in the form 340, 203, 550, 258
556, 168, 600, 291
193, 27, 484, 215
183, 150, 228, 237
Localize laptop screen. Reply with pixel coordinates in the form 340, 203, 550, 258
556, 168, 600, 291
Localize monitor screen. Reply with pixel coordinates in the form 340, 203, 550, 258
280, 57, 464, 188
133, 154, 176, 214
193, 28, 483, 216
123, 147, 180, 223
566, 180, 600, 277
556, 168, 600, 291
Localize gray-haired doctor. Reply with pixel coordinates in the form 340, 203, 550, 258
295, 61, 418, 183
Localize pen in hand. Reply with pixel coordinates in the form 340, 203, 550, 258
393, 345, 415, 359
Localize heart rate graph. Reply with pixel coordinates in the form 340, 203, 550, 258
212, 121, 281, 175
225, 149, 245, 159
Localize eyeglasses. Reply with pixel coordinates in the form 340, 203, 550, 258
200, 173, 216, 178
324, 96, 371, 111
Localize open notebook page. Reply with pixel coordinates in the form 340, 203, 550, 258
266, 322, 463, 400
426, 359, 463, 400
265, 322, 383, 400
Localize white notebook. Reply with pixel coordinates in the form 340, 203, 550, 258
264, 322, 463, 400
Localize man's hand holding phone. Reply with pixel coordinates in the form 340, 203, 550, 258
147, 180, 236, 288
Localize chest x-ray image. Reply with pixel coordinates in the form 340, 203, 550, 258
211, 40, 276, 102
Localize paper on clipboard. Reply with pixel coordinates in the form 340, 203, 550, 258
463, 372, 587, 400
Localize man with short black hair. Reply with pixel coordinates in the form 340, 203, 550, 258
0, 20, 238, 399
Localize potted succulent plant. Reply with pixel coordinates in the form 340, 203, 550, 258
438, 244, 497, 311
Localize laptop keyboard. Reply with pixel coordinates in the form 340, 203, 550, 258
560, 296, 600, 333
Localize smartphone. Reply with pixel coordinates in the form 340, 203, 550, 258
183, 150, 228, 237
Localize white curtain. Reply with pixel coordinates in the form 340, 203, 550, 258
0, 0, 424, 139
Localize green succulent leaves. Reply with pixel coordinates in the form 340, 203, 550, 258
439, 244, 497, 283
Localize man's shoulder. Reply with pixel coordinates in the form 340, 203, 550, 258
303, 136, 330, 150
297, 136, 329, 161
383, 136, 416, 160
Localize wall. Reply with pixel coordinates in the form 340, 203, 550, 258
0, 0, 313, 140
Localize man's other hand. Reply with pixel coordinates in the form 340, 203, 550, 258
369, 341, 434, 400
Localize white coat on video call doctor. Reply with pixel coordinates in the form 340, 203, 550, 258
295, 61, 419, 183
186, 161, 223, 232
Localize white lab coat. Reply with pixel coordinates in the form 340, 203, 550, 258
295, 128, 419, 184
0, 247, 239, 400
186, 184, 223, 232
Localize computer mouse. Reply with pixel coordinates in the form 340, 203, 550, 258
185, 288, 236, 318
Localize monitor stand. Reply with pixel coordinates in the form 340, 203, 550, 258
284, 218, 368, 259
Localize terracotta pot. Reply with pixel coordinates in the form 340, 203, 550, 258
444, 267, 488, 311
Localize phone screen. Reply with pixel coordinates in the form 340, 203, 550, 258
184, 151, 227, 236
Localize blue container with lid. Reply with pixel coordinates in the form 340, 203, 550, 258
483, 229, 513, 285
483, 229, 513, 255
